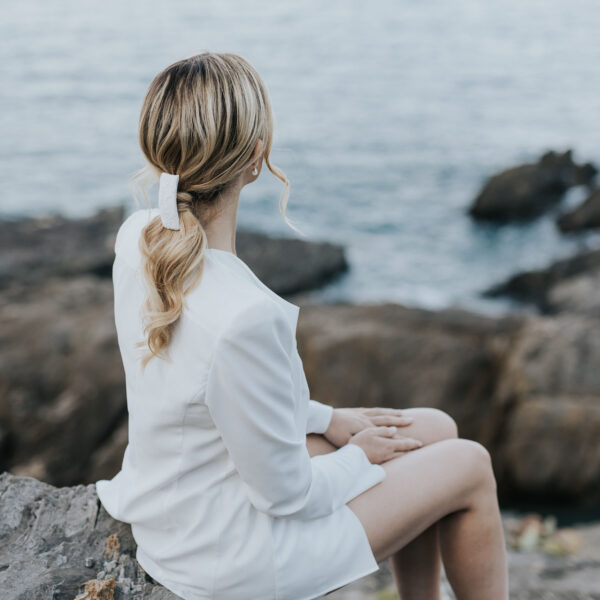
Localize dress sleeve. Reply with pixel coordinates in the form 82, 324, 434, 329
204, 299, 387, 520
306, 399, 334, 434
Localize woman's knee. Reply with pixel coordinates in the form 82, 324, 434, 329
445, 438, 497, 493
416, 407, 459, 441
433, 408, 459, 439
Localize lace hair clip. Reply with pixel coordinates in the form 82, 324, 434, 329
158, 172, 181, 230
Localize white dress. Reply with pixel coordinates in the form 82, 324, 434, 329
95, 207, 387, 600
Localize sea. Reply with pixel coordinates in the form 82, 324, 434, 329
2, 0, 600, 316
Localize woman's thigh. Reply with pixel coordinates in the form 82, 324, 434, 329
347, 437, 496, 562
388, 406, 458, 445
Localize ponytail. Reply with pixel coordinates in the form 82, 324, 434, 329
136, 199, 207, 369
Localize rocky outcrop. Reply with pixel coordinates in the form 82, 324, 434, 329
0, 206, 348, 294
0, 208, 124, 289
468, 149, 597, 222
4, 284, 600, 504
482, 247, 600, 317
557, 187, 600, 233
2, 207, 600, 507
2, 472, 600, 600
297, 302, 524, 446
296, 303, 600, 505
0, 472, 177, 600
490, 314, 600, 503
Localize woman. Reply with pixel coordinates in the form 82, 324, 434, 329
95, 52, 508, 600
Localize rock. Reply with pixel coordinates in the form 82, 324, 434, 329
236, 229, 348, 295
0, 471, 179, 600
0, 207, 125, 290
469, 149, 597, 222
296, 302, 600, 504
296, 301, 525, 457
0, 276, 126, 487
4, 471, 599, 600
0, 206, 348, 295
557, 187, 600, 232
491, 314, 600, 505
545, 269, 600, 317
482, 247, 600, 316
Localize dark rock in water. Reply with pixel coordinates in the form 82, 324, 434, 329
482, 248, 600, 316
0, 472, 179, 599
236, 229, 348, 295
0, 206, 348, 294
0, 207, 125, 290
469, 149, 597, 222
557, 187, 600, 232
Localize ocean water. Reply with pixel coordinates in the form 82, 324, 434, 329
2, 0, 600, 315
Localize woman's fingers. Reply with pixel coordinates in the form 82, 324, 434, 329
392, 436, 423, 451
362, 407, 405, 416
372, 426, 422, 449
373, 425, 399, 436
370, 415, 413, 427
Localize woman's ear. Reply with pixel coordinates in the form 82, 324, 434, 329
252, 138, 264, 165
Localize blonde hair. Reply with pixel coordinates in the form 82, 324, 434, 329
130, 52, 297, 369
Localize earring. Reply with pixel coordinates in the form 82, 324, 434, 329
252, 167, 258, 176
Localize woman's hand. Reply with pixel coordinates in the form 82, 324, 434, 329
323, 406, 414, 448
348, 425, 423, 464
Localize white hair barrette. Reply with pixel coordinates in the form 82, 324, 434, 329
158, 172, 181, 230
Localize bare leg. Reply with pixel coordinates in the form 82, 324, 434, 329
307, 407, 465, 600
391, 523, 441, 600
384, 408, 457, 600
347, 437, 508, 600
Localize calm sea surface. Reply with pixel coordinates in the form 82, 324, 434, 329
2, 1, 600, 315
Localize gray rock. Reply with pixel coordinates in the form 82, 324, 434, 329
0, 471, 180, 600
469, 149, 597, 222
3, 472, 600, 600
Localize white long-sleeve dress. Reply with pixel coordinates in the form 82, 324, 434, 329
95, 207, 387, 600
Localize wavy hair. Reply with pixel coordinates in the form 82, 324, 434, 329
129, 52, 296, 369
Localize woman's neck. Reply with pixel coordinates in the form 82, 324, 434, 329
203, 181, 242, 255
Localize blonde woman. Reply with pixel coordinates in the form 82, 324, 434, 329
95, 52, 508, 600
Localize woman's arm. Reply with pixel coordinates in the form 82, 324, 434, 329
204, 298, 386, 521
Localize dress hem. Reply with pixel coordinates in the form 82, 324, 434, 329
306, 562, 381, 600
135, 538, 381, 600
